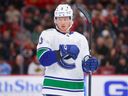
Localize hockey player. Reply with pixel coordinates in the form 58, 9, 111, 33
37, 4, 98, 96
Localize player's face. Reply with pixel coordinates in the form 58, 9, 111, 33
55, 17, 72, 33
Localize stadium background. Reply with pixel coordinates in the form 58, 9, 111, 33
0, 0, 128, 96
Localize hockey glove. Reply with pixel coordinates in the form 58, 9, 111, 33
82, 55, 99, 73
54, 44, 79, 69
59, 44, 80, 60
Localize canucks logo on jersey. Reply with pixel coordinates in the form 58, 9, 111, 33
58, 53, 76, 69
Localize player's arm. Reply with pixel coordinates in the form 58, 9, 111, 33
80, 36, 99, 73
36, 31, 58, 66
37, 31, 79, 67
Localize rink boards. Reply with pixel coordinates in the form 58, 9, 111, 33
0, 75, 127, 96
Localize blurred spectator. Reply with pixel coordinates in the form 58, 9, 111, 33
118, 7, 128, 32
0, 55, 11, 75
11, 54, 28, 74
101, 29, 114, 49
28, 56, 45, 75
107, 48, 117, 66
115, 56, 128, 74
21, 38, 34, 58
31, 24, 44, 44
95, 36, 109, 61
24, 0, 55, 9
23, 6, 41, 32
5, 5, 20, 23
96, 60, 116, 74
41, 3, 54, 17
0, 6, 5, 24
1, 30, 12, 60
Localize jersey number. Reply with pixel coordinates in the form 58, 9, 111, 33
39, 37, 43, 44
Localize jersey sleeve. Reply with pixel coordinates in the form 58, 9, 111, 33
37, 31, 52, 59
36, 30, 58, 66
37, 31, 51, 50
80, 36, 90, 59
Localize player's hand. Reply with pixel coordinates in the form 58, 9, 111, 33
59, 44, 79, 60
82, 55, 99, 73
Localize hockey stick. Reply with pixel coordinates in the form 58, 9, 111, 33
76, 4, 92, 96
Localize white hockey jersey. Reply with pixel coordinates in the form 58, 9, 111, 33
37, 28, 89, 96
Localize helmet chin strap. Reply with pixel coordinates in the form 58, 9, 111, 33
66, 21, 73, 33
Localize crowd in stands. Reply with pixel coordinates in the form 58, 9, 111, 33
0, 0, 128, 75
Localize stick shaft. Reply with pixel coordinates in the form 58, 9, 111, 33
76, 4, 92, 96
88, 72, 92, 96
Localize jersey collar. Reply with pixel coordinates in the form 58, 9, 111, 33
56, 28, 74, 35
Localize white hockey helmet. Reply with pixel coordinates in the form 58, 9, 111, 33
54, 4, 73, 31
54, 4, 73, 20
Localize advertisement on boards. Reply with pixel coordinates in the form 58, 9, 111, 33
91, 75, 128, 96
0, 76, 43, 96
0, 75, 128, 96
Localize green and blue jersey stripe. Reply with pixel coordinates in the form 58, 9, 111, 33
43, 76, 84, 92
